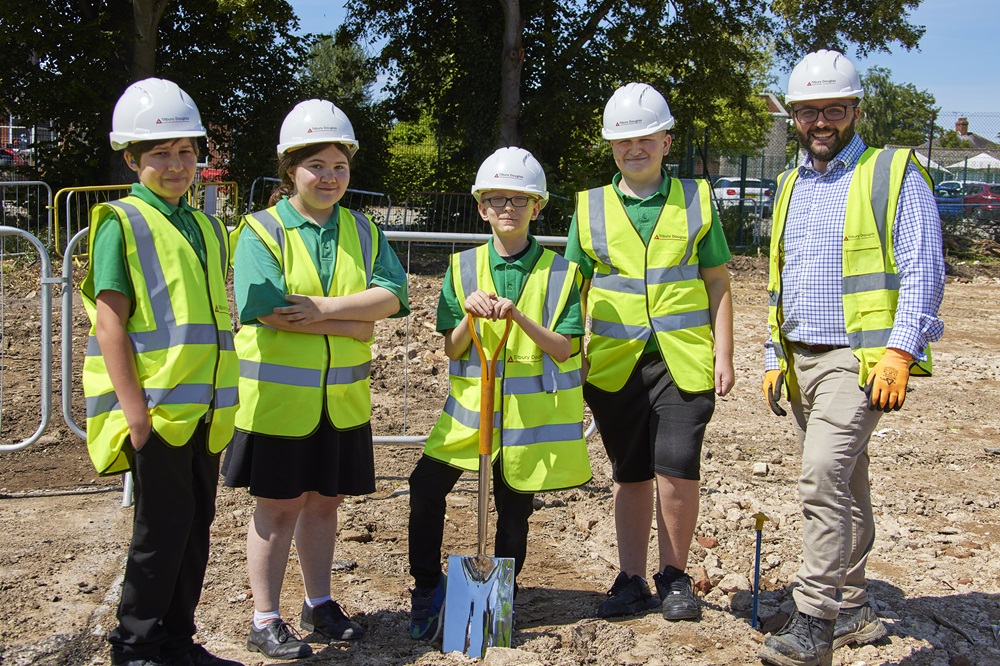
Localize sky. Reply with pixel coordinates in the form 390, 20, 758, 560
288, 0, 999, 123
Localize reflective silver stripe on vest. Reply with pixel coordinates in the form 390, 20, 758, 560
218, 330, 235, 351
650, 310, 711, 334
87, 384, 214, 417
586, 187, 611, 265
239, 359, 323, 387
214, 386, 239, 409
503, 369, 582, 395
848, 328, 892, 350
117, 199, 175, 322
250, 210, 285, 260
86, 323, 227, 356
768, 290, 780, 307
326, 361, 372, 385
205, 213, 228, 274
842, 272, 901, 294
773, 169, 794, 212
349, 209, 374, 285
443, 394, 502, 429
647, 264, 701, 285
593, 269, 644, 294
678, 179, 702, 266
773, 343, 786, 361
590, 319, 651, 341
870, 149, 898, 255
449, 356, 505, 379
502, 422, 584, 447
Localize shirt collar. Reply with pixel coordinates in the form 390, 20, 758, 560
130, 182, 195, 216
487, 235, 539, 271
799, 133, 868, 175
276, 196, 340, 229
612, 167, 671, 201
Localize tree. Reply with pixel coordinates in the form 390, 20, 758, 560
298, 32, 391, 192
0, 0, 305, 189
343, 0, 929, 196
856, 66, 937, 148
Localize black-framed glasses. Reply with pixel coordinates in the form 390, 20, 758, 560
482, 195, 533, 208
792, 104, 858, 123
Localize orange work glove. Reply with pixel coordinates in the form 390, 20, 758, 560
864, 348, 912, 412
762, 370, 786, 417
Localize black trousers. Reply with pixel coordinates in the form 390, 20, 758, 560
108, 424, 219, 664
408, 454, 534, 593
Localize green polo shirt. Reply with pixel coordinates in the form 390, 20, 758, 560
564, 169, 732, 279
233, 197, 410, 324
436, 236, 584, 336
91, 183, 209, 302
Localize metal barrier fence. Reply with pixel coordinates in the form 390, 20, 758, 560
0, 181, 53, 255
192, 181, 241, 227
53, 185, 133, 257
395, 191, 572, 237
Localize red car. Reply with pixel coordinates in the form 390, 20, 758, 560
0, 148, 25, 169
963, 182, 1000, 222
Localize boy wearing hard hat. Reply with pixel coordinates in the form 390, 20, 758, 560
81, 79, 241, 666
565, 82, 735, 622
758, 50, 943, 666
406, 147, 591, 641
223, 99, 409, 660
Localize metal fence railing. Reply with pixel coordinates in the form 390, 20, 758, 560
0, 181, 53, 255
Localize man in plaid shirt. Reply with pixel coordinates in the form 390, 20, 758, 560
758, 50, 944, 666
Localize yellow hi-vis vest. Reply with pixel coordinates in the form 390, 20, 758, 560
423, 244, 592, 493
81, 196, 239, 476
576, 180, 716, 393
767, 147, 933, 386
232, 205, 377, 436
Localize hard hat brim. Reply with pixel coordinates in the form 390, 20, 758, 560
110, 128, 207, 152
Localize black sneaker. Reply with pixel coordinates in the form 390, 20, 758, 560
833, 601, 886, 649
758, 608, 834, 666
246, 620, 312, 660
652, 566, 699, 621
301, 599, 364, 640
180, 645, 245, 666
596, 571, 660, 618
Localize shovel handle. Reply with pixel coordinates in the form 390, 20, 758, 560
468, 313, 512, 456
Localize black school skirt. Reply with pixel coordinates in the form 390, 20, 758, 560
222, 414, 376, 500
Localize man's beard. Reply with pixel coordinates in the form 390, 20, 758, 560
796, 117, 857, 163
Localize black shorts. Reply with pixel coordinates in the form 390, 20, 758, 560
584, 353, 715, 483
222, 415, 375, 500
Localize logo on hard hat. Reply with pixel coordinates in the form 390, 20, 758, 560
616, 119, 643, 127
494, 171, 524, 181
155, 116, 192, 124
309, 125, 341, 133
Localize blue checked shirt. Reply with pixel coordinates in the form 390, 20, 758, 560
764, 134, 945, 370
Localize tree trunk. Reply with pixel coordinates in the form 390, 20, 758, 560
497, 0, 524, 148
130, 0, 170, 80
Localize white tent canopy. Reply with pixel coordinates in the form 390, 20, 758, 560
946, 152, 1000, 170
913, 152, 950, 173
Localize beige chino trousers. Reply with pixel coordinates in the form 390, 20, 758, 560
787, 345, 884, 620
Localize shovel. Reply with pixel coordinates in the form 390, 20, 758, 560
442, 312, 515, 658
751, 512, 770, 629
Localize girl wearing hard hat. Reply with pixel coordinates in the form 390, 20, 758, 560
81, 79, 241, 666
222, 99, 409, 660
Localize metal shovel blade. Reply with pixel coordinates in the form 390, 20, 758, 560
441, 313, 515, 658
442, 553, 514, 657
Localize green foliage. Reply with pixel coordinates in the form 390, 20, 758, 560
299, 32, 391, 193
936, 130, 972, 149
856, 66, 937, 148
343, 0, 926, 197
385, 112, 438, 201
0, 0, 305, 191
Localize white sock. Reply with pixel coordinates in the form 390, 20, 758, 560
252, 609, 281, 630
305, 595, 332, 608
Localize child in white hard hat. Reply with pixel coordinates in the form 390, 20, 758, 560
406, 147, 591, 641
81, 78, 242, 666
564, 82, 734, 622
222, 99, 409, 660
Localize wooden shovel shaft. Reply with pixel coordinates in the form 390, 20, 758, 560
468, 313, 512, 558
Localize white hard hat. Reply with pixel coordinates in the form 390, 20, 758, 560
602, 82, 675, 140
109, 78, 206, 151
786, 49, 864, 104
471, 147, 548, 206
277, 99, 358, 157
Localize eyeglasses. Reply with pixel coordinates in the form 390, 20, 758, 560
792, 104, 858, 123
482, 195, 533, 208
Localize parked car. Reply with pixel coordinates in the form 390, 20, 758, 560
712, 177, 774, 216
936, 180, 965, 197
963, 182, 1000, 222
0, 148, 25, 169
934, 185, 964, 220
